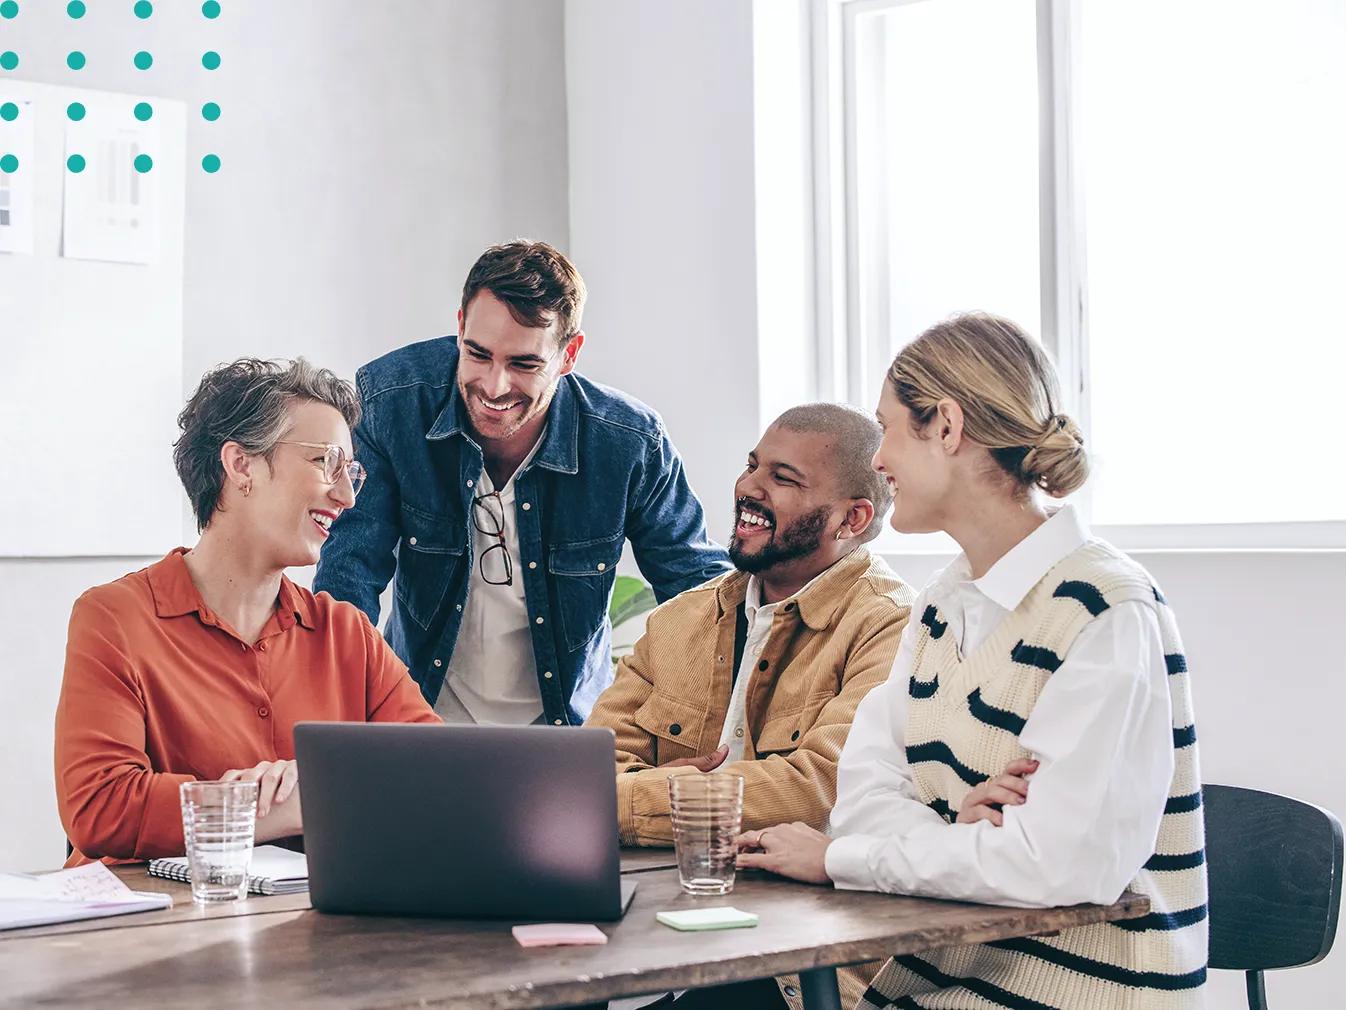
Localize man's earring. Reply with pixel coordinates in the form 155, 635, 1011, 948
834, 529, 844, 541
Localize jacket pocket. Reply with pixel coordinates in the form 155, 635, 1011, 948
548, 532, 623, 651
394, 503, 464, 630
754, 708, 807, 757
633, 692, 706, 762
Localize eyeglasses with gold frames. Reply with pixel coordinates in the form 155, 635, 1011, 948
275, 441, 367, 498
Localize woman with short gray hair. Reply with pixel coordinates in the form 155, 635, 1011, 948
54, 358, 439, 865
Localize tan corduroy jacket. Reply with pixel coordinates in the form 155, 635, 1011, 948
587, 548, 912, 1010
588, 547, 913, 845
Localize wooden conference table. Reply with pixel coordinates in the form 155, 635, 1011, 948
1, 849, 1148, 1010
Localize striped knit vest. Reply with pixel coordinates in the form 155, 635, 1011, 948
859, 540, 1207, 1010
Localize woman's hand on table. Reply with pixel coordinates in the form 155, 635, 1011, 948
220, 759, 303, 839
733, 821, 833, 885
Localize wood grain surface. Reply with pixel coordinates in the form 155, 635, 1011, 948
0, 867, 1147, 1010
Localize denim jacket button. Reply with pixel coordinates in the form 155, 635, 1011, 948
528, 561, 537, 570
466, 479, 473, 488
433, 658, 442, 668
553, 719, 563, 726
543, 670, 553, 679
409, 537, 417, 546
597, 562, 606, 572
522, 502, 531, 511
535, 616, 544, 625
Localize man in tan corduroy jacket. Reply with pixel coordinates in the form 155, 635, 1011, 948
587, 403, 914, 1010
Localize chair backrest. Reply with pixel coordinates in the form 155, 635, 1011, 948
1205, 784, 1343, 972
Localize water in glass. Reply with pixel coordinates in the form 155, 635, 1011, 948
668, 773, 744, 895
180, 781, 259, 903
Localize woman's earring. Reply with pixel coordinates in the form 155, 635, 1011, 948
241, 482, 251, 498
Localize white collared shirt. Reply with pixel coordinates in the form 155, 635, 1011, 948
824, 505, 1175, 907
717, 575, 818, 762
435, 437, 545, 726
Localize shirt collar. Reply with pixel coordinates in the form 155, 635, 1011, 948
717, 548, 875, 632
426, 350, 581, 476
954, 504, 1089, 612
147, 548, 315, 630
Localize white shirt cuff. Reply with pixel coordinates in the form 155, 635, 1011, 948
825, 834, 882, 892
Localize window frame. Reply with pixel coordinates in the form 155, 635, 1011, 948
810, 0, 1346, 550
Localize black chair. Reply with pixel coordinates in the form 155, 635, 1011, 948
1205, 784, 1343, 1009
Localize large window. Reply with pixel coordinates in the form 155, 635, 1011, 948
816, 0, 1346, 546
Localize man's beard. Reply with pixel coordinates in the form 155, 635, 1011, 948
728, 504, 830, 574
460, 381, 545, 442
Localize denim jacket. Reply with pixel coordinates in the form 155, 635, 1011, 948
313, 337, 732, 725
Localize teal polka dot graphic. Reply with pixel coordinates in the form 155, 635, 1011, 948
133, 153, 152, 173
67, 154, 85, 173
202, 0, 220, 17
0, 154, 18, 173
67, 1, 85, 18
202, 50, 220, 70
0, 52, 17, 71
67, 51, 86, 70
0, 2, 18, 20
0, 102, 17, 122
67, 101, 85, 120
202, 153, 220, 173
134, 51, 153, 70
134, 102, 153, 121
201, 102, 220, 121
134, 0, 152, 17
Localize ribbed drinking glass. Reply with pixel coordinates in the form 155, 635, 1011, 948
668, 773, 744, 895
180, 781, 258, 903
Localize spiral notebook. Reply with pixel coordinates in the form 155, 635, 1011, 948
147, 845, 309, 896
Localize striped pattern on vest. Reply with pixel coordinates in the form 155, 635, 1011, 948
860, 540, 1207, 1010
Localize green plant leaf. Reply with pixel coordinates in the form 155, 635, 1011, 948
609, 575, 657, 628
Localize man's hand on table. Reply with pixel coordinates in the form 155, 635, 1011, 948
734, 821, 832, 885
660, 743, 729, 772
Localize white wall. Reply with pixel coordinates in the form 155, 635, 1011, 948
1, 0, 570, 869
565, 0, 763, 525
566, 2, 1345, 1003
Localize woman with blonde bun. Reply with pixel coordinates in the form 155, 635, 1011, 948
738, 313, 1206, 1009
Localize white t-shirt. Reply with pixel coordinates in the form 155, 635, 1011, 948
435, 438, 545, 725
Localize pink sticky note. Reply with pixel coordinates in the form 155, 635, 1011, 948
512, 923, 609, 947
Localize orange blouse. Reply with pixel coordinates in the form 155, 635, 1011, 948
55, 549, 440, 864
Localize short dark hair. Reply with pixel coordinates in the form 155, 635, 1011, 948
772, 402, 893, 543
460, 239, 587, 344
173, 358, 360, 531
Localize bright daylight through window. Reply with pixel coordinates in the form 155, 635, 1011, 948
838, 0, 1346, 538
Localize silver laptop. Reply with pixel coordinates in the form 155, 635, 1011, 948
294, 722, 637, 921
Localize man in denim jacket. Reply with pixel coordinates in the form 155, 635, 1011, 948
314, 241, 730, 726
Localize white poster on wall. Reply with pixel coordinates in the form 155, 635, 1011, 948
63, 95, 161, 265
0, 95, 35, 255
0, 80, 185, 557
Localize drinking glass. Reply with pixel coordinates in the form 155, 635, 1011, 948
180, 780, 259, 903
668, 773, 744, 895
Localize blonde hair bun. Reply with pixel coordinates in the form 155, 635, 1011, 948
886, 312, 1090, 498
1019, 413, 1088, 498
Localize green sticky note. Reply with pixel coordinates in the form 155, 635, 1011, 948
656, 907, 759, 931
